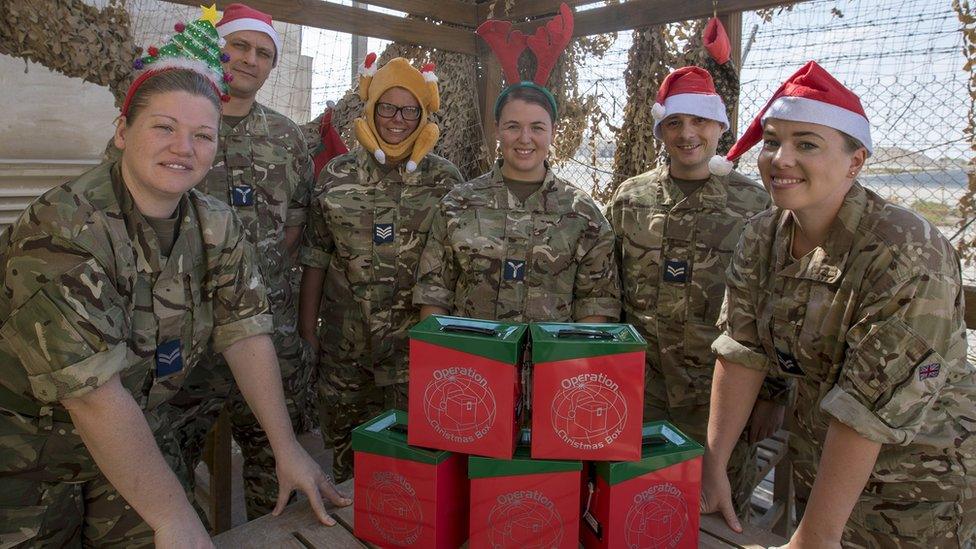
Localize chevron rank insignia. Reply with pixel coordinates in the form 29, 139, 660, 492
373, 223, 394, 244
775, 348, 804, 376
156, 339, 183, 378
232, 185, 255, 206
918, 363, 941, 381
504, 259, 526, 281
662, 259, 689, 283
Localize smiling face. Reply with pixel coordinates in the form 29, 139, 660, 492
222, 30, 276, 99
373, 86, 422, 146
496, 98, 553, 181
757, 118, 867, 217
660, 113, 724, 179
114, 90, 219, 216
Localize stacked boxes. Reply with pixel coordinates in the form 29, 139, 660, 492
529, 323, 646, 461
407, 315, 528, 459
580, 421, 704, 549
351, 410, 468, 548
468, 438, 582, 549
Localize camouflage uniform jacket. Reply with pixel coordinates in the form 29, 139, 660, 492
200, 102, 313, 341
414, 160, 621, 323
713, 182, 975, 503
606, 165, 787, 408
0, 162, 271, 479
301, 148, 462, 385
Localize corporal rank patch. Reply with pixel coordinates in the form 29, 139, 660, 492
374, 223, 394, 244
663, 259, 689, 283
504, 259, 526, 281
156, 339, 183, 378
231, 185, 255, 206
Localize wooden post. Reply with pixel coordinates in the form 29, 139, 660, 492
719, 10, 743, 136
475, 4, 502, 164
206, 410, 234, 533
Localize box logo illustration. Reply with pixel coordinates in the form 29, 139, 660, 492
550, 373, 627, 450
623, 483, 688, 548
487, 490, 564, 548
365, 470, 424, 545
423, 367, 497, 443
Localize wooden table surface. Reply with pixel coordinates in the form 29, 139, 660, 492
214, 478, 787, 548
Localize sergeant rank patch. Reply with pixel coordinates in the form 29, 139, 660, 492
374, 223, 395, 244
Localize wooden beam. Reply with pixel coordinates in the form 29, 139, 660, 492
162, 0, 478, 55
483, 0, 594, 20
510, 0, 807, 36
964, 285, 976, 330
358, 0, 478, 26
476, 41, 502, 163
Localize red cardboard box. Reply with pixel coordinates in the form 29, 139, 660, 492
352, 410, 468, 548
580, 421, 704, 549
468, 441, 582, 549
408, 315, 528, 459
529, 323, 646, 461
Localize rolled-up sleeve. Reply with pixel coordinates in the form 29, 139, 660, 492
821, 273, 964, 445
300, 182, 334, 270
413, 205, 456, 310
572, 216, 621, 321
211, 228, 273, 353
0, 250, 130, 403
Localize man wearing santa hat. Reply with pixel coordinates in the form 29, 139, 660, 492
605, 55, 788, 517
150, 2, 321, 523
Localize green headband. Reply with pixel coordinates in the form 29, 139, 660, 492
494, 81, 558, 122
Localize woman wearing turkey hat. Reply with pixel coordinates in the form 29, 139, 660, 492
701, 60, 975, 546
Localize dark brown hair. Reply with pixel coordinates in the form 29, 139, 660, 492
125, 69, 220, 125
495, 85, 556, 124
840, 131, 866, 154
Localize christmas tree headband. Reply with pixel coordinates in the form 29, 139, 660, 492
122, 4, 231, 117
476, 3, 574, 121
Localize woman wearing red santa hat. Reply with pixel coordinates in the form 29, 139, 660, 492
701, 61, 975, 547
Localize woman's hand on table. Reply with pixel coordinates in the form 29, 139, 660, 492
273, 440, 353, 526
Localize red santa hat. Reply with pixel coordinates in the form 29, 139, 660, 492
216, 3, 282, 66
651, 66, 729, 139
709, 60, 873, 176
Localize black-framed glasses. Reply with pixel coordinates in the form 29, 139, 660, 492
375, 102, 422, 121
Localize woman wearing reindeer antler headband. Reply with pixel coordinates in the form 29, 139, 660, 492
413, 4, 620, 325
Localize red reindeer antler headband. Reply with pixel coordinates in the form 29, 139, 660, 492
476, 3, 574, 119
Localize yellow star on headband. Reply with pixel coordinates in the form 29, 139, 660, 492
200, 4, 219, 26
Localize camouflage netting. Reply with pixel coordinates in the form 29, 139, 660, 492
953, 0, 976, 263
0, 0, 138, 107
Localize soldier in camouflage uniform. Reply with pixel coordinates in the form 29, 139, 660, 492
605, 66, 785, 516
147, 4, 318, 521
703, 62, 975, 546
299, 56, 463, 483
414, 86, 620, 324
0, 66, 344, 548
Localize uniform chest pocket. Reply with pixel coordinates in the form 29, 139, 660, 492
450, 208, 505, 276
530, 213, 583, 295
762, 281, 833, 384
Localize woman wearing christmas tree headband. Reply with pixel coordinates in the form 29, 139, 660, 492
0, 7, 348, 547
413, 3, 620, 326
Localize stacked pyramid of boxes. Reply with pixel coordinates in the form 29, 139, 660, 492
351, 315, 705, 548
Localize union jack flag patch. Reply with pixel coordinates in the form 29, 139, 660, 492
918, 363, 941, 381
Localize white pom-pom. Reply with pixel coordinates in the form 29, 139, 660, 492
709, 155, 734, 176
360, 63, 378, 77
374, 149, 386, 164
219, 37, 226, 48
406, 160, 418, 172
423, 71, 438, 83
651, 102, 666, 120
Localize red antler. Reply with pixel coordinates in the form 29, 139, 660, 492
526, 3, 574, 86
476, 19, 527, 85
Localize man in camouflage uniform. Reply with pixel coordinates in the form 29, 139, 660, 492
0, 161, 272, 546
413, 160, 620, 323
706, 62, 974, 546
299, 56, 463, 483
605, 66, 786, 515
149, 4, 316, 520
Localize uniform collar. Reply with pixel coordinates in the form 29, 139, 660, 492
773, 181, 866, 283
656, 165, 729, 210
355, 147, 418, 185
221, 102, 268, 136
488, 159, 560, 212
